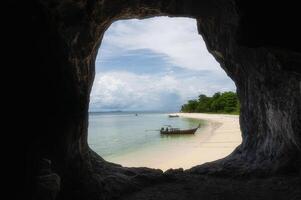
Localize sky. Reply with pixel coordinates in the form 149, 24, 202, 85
89, 17, 236, 112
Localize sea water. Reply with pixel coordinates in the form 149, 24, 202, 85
88, 112, 203, 161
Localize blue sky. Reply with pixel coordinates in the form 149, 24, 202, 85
89, 17, 236, 112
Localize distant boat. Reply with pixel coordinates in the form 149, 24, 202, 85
160, 124, 200, 135
168, 114, 179, 118
135, 113, 138, 116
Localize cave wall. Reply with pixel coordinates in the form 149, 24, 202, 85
8, 0, 301, 199
193, 1, 301, 174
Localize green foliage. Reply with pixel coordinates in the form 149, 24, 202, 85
180, 91, 240, 114
181, 99, 199, 113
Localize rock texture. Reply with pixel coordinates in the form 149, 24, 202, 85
7, 0, 301, 199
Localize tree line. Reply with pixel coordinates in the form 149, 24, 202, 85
180, 91, 240, 114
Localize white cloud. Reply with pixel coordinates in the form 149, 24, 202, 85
90, 17, 236, 111
90, 71, 235, 111
98, 17, 221, 72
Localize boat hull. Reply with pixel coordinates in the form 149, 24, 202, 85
168, 115, 179, 118
160, 127, 198, 135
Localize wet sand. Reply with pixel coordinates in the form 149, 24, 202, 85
106, 113, 242, 171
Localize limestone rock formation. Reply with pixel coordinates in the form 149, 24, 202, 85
33, 159, 61, 200
6, 0, 301, 199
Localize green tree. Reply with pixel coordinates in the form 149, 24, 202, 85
222, 92, 238, 113
181, 99, 198, 112
180, 91, 240, 114
196, 94, 212, 112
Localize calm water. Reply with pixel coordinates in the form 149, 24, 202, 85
88, 112, 202, 159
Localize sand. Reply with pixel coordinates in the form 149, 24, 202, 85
106, 113, 242, 171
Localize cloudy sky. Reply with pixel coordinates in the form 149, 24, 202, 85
90, 17, 236, 112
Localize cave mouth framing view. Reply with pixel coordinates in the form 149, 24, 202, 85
88, 17, 241, 170
16, 1, 301, 200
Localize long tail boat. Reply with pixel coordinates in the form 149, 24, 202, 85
160, 124, 200, 135
168, 114, 179, 118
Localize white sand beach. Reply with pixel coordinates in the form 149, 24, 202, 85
106, 113, 242, 171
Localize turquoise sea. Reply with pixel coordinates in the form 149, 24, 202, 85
88, 112, 202, 159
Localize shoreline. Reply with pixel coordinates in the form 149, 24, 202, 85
105, 113, 242, 171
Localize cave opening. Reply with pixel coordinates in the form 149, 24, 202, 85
87, 16, 241, 170
15, 1, 301, 199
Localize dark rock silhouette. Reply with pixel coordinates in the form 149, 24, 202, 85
6, 0, 301, 199
33, 159, 60, 200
